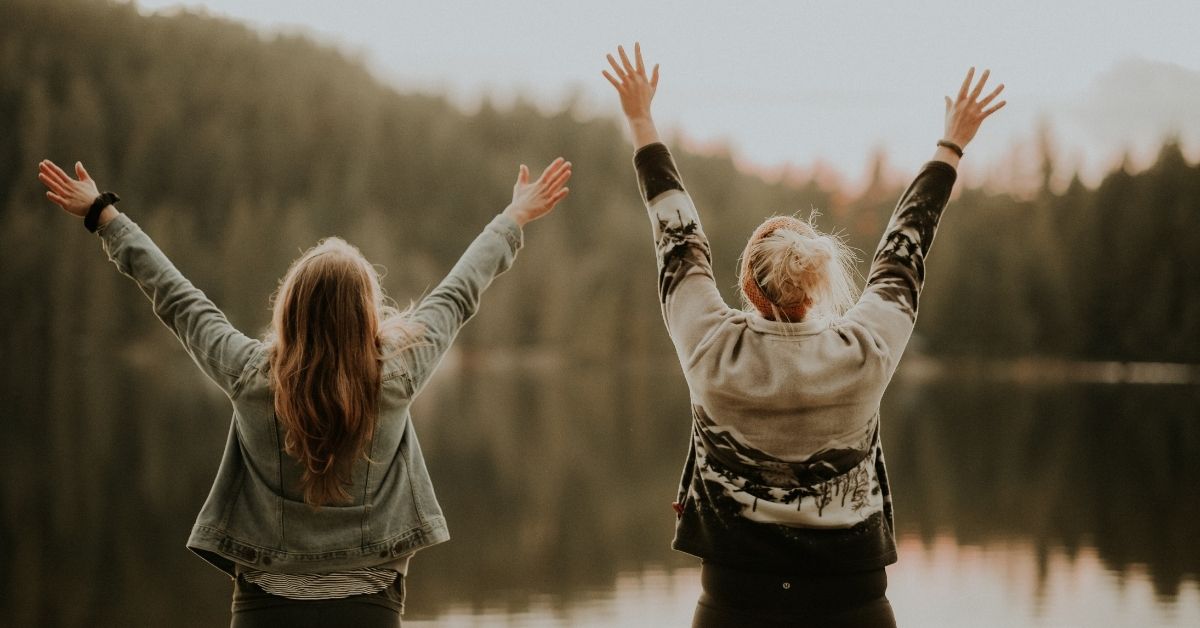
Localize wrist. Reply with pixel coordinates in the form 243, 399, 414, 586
938, 138, 965, 154
932, 145, 961, 169
627, 116, 660, 150
501, 203, 528, 227
96, 205, 120, 228
84, 191, 121, 232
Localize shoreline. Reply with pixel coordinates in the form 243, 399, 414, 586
444, 348, 1200, 385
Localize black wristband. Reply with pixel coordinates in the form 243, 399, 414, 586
937, 139, 964, 158
84, 191, 120, 233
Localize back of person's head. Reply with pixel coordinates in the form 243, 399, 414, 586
739, 214, 860, 322
268, 237, 414, 508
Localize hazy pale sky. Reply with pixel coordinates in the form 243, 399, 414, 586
132, 0, 1200, 187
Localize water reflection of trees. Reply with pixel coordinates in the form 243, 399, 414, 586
3, 344, 1199, 626
402, 361, 697, 617
409, 370, 1200, 612
884, 379, 1200, 599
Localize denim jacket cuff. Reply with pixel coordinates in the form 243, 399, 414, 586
487, 213, 524, 253
96, 212, 137, 244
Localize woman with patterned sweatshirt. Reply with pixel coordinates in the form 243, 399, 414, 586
603, 44, 1005, 627
37, 156, 570, 627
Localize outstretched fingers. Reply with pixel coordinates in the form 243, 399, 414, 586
982, 100, 1007, 117
605, 43, 656, 88
545, 163, 572, 192
47, 160, 75, 185
958, 67, 975, 102
979, 83, 1005, 108
617, 45, 636, 76
39, 160, 71, 188
37, 173, 65, 197
969, 69, 990, 102
538, 157, 566, 183
38, 163, 75, 199
37, 161, 75, 210
606, 54, 627, 80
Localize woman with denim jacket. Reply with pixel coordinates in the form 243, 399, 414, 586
37, 156, 571, 627
603, 44, 1005, 627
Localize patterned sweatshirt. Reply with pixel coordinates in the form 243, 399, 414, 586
634, 142, 956, 575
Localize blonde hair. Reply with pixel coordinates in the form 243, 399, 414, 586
267, 237, 419, 508
739, 213, 861, 322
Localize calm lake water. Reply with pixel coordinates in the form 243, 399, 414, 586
3, 345, 1198, 627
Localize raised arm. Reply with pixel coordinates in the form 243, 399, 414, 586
846, 68, 1006, 370
604, 43, 729, 363
401, 158, 571, 396
38, 160, 259, 397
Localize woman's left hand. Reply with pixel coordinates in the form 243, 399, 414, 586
38, 159, 101, 217
943, 68, 1006, 150
502, 157, 572, 227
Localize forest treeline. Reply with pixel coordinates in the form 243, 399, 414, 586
3, 0, 1198, 366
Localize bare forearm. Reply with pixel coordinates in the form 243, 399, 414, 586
628, 116, 661, 150
931, 145, 961, 169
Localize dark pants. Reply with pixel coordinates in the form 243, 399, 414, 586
229, 575, 405, 628
692, 562, 897, 628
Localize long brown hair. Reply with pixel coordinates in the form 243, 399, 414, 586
268, 237, 415, 507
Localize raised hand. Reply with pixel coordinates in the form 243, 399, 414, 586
502, 157, 572, 227
38, 159, 100, 217
943, 67, 1006, 150
603, 43, 662, 148
603, 42, 659, 122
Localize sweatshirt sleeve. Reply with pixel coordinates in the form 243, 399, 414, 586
845, 160, 957, 373
634, 142, 731, 364
399, 213, 523, 396
98, 213, 262, 397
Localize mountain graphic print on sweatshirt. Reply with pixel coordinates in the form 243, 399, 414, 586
633, 142, 956, 575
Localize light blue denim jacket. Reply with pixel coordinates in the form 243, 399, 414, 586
98, 212, 523, 576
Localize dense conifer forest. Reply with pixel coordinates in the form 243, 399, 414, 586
3, 0, 1198, 369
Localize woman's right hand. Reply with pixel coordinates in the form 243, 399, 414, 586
502, 157, 572, 227
943, 67, 1006, 150
603, 42, 659, 122
603, 43, 662, 149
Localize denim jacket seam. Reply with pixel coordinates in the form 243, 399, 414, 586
270, 411, 286, 548
401, 440, 424, 525
98, 217, 136, 243
360, 425, 378, 545
230, 346, 265, 400
190, 339, 247, 380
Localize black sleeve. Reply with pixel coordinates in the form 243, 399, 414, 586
863, 160, 957, 320
635, 142, 686, 203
